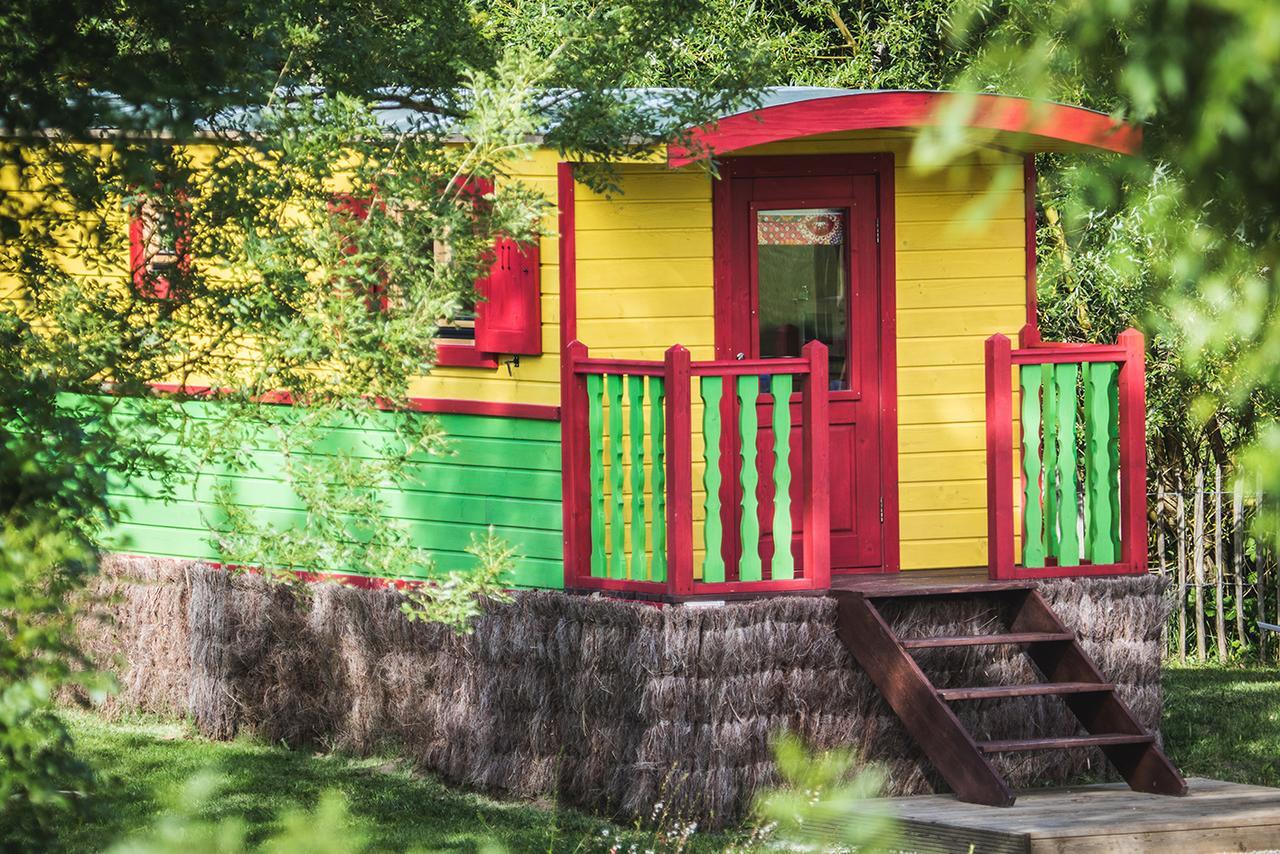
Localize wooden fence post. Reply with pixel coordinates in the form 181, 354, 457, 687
1177, 474, 1187, 663
985, 334, 1016, 579
560, 341, 590, 589
1193, 466, 1207, 662
664, 345, 694, 597
801, 340, 831, 591
1215, 465, 1227, 661
1233, 476, 1246, 655
1157, 481, 1169, 653
1117, 328, 1149, 573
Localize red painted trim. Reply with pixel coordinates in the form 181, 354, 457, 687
434, 344, 500, 369
801, 340, 831, 589
557, 162, 577, 349
691, 576, 818, 595
1010, 347, 1129, 365
876, 153, 901, 574
570, 576, 670, 595
985, 334, 1017, 580
1117, 328, 1149, 575
669, 92, 1142, 167
142, 383, 559, 421
560, 340, 591, 589
665, 344, 696, 597
1024, 155, 1039, 331
1010, 562, 1144, 579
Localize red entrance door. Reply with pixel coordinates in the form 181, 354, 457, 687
716, 157, 890, 573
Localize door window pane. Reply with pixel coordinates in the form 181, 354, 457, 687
756, 208, 850, 390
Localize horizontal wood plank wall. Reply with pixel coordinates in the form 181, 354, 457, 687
717, 131, 1028, 570
0, 144, 564, 411
100, 407, 564, 588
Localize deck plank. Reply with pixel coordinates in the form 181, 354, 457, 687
832, 778, 1280, 854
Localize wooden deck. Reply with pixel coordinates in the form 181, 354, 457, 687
831, 567, 1031, 596
830, 777, 1280, 853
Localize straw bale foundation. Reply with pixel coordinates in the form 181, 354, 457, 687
83, 555, 1169, 828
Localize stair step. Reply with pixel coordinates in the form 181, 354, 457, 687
900, 631, 1075, 650
939, 682, 1114, 701
978, 733, 1154, 753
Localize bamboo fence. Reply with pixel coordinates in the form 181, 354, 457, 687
1151, 466, 1278, 663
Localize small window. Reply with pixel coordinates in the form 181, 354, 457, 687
756, 208, 850, 390
129, 195, 191, 300
328, 185, 541, 369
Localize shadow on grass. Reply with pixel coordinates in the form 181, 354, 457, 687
59, 712, 654, 852
1162, 665, 1280, 788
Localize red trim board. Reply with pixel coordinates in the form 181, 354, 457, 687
1024, 155, 1039, 331
669, 91, 1142, 167
557, 162, 578, 348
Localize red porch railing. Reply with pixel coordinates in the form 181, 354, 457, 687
985, 325, 1148, 580
561, 340, 831, 599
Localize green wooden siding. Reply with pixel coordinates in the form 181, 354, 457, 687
101, 406, 564, 589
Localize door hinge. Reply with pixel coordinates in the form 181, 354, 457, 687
875, 217, 880, 244
879, 497, 884, 523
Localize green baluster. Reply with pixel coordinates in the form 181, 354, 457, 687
738, 375, 762, 582
1020, 365, 1046, 567
628, 375, 647, 580
1054, 363, 1081, 566
700, 376, 724, 583
607, 373, 626, 579
1107, 366, 1122, 555
1087, 361, 1118, 564
587, 374, 605, 577
649, 376, 666, 582
1082, 362, 1093, 561
1039, 363, 1059, 558
770, 375, 795, 580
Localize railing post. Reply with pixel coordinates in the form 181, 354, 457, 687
561, 340, 591, 589
985, 334, 1016, 579
1117, 328, 1148, 574
801, 340, 831, 591
665, 345, 695, 597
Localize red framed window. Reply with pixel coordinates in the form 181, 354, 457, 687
331, 184, 542, 369
129, 194, 192, 300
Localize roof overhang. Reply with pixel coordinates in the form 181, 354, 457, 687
666, 91, 1142, 168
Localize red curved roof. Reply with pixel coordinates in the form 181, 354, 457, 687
667, 91, 1141, 167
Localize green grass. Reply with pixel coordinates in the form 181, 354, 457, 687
53, 665, 1280, 851
1162, 664, 1280, 787
59, 710, 733, 852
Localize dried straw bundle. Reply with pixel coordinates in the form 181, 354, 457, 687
75, 554, 196, 716
81, 556, 1168, 829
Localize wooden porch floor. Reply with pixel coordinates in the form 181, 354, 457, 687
830, 568, 1031, 596
829, 777, 1280, 853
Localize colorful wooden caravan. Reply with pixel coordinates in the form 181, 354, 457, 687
93, 88, 1152, 596
31, 86, 1193, 810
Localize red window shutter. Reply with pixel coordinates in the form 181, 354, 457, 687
475, 236, 541, 355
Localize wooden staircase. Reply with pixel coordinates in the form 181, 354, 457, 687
831, 580, 1187, 807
